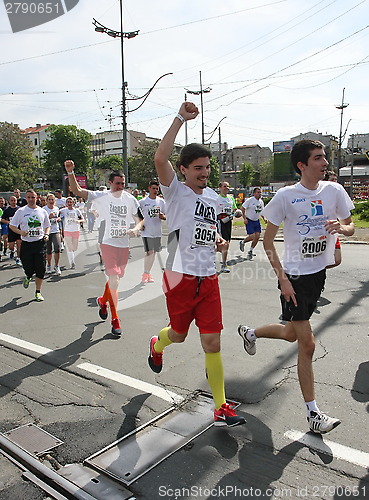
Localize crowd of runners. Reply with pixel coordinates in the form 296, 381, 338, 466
1, 102, 355, 431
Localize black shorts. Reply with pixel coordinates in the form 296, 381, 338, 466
143, 236, 162, 253
279, 269, 326, 321
218, 219, 232, 242
19, 239, 47, 280
8, 228, 21, 243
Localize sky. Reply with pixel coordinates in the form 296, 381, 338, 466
0, 0, 368, 151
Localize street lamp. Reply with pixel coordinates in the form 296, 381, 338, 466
93, 4, 139, 182
335, 88, 349, 173
186, 71, 211, 144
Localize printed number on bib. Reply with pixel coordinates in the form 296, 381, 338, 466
192, 221, 216, 247
28, 228, 41, 237
110, 227, 126, 238
301, 235, 327, 258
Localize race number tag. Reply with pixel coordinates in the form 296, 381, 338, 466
301, 235, 327, 258
28, 228, 41, 237
67, 218, 75, 226
192, 221, 216, 247
110, 227, 127, 238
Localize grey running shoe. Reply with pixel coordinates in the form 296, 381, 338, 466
308, 411, 341, 434
246, 250, 253, 260
23, 276, 31, 289
239, 240, 245, 252
238, 324, 256, 355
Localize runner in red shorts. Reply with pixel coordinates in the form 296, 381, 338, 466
147, 101, 246, 427
64, 161, 143, 336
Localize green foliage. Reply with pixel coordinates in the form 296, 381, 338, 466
42, 124, 92, 187
128, 140, 161, 189
353, 201, 369, 221
208, 157, 220, 188
93, 155, 124, 187
238, 162, 254, 188
258, 159, 273, 185
0, 122, 38, 190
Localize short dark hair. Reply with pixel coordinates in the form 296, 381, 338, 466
55, 189, 62, 193
291, 140, 325, 175
149, 179, 159, 187
253, 187, 261, 194
176, 143, 212, 169
109, 171, 125, 182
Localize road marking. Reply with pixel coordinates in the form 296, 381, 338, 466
0, 333, 183, 404
0, 333, 52, 356
78, 362, 183, 404
285, 430, 369, 469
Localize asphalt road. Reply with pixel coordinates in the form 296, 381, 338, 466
0, 229, 368, 500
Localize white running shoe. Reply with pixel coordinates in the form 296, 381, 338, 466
308, 411, 341, 434
238, 324, 256, 355
221, 263, 230, 273
46, 265, 52, 274
54, 265, 61, 276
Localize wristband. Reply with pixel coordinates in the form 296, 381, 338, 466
176, 113, 185, 124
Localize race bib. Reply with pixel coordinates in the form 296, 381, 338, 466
192, 221, 216, 247
28, 228, 41, 237
67, 218, 75, 226
148, 207, 160, 218
301, 235, 327, 258
110, 227, 127, 238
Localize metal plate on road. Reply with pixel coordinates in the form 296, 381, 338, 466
3, 423, 63, 456
85, 392, 236, 486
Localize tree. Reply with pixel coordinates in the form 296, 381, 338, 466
208, 156, 220, 188
258, 159, 273, 185
128, 140, 161, 189
42, 125, 92, 188
0, 122, 38, 191
93, 155, 124, 187
238, 162, 254, 188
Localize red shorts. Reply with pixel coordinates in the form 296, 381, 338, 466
335, 238, 341, 249
64, 231, 80, 239
100, 244, 129, 278
163, 270, 223, 334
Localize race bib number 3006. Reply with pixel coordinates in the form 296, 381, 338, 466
301, 235, 327, 258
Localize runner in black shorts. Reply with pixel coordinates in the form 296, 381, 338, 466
238, 139, 355, 434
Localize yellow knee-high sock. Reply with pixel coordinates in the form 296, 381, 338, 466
154, 327, 173, 353
205, 352, 226, 410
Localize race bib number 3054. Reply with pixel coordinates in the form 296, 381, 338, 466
192, 221, 216, 247
301, 235, 327, 258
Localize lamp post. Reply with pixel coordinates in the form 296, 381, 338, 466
93, 4, 139, 182
185, 71, 211, 144
335, 88, 349, 173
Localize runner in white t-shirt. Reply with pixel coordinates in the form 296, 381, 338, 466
239, 187, 265, 260
238, 139, 355, 435
59, 197, 84, 269
147, 101, 246, 428
139, 180, 166, 283
43, 193, 62, 275
64, 161, 143, 336
10, 189, 51, 302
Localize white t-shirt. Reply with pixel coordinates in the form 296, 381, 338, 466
60, 207, 83, 232
88, 190, 139, 248
262, 181, 354, 275
55, 197, 66, 209
139, 196, 166, 238
161, 176, 222, 277
218, 194, 236, 215
43, 206, 60, 234
242, 196, 264, 221
11, 205, 50, 242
